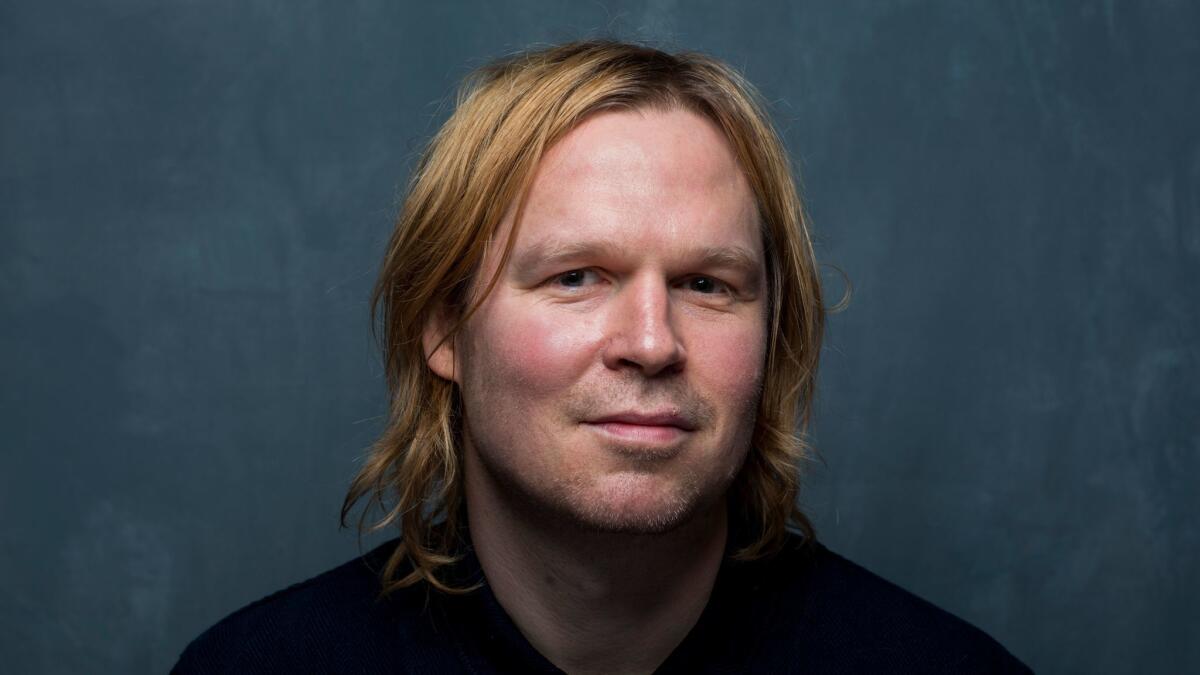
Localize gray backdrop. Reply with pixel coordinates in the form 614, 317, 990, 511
3, 1, 1197, 673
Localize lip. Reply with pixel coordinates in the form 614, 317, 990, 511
583, 410, 695, 445
586, 411, 696, 430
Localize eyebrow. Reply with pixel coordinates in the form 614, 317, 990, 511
510, 238, 764, 282
694, 245, 763, 278
511, 240, 624, 272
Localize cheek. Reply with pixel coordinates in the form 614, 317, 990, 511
466, 301, 601, 397
689, 319, 767, 403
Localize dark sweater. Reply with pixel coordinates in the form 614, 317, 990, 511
173, 531, 1030, 674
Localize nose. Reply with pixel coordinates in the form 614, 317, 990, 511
601, 275, 686, 377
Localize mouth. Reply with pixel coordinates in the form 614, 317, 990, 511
582, 410, 696, 445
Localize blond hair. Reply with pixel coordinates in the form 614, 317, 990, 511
342, 40, 825, 593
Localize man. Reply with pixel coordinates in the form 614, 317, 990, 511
175, 41, 1029, 673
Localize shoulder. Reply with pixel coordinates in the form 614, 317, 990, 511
752, 537, 1031, 673
171, 539, 453, 674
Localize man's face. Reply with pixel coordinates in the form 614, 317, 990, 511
429, 107, 768, 534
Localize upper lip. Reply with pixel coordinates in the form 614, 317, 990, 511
586, 411, 696, 431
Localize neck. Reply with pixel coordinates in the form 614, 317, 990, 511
464, 454, 728, 675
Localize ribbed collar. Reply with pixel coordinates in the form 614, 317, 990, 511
431, 508, 785, 673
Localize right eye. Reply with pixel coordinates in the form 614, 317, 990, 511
553, 269, 601, 288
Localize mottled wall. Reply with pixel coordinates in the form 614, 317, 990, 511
2, 1, 1197, 673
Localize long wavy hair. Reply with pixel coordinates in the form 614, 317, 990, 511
342, 40, 825, 593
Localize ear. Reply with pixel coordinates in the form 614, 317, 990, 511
421, 306, 460, 384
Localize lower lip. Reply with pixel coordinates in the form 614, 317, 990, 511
586, 422, 688, 444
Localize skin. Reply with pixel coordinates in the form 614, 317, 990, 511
424, 107, 768, 674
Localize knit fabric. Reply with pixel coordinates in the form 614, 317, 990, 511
173, 531, 1030, 674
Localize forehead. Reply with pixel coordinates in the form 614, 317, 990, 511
496, 106, 762, 266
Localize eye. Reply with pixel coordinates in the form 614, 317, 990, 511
685, 276, 729, 295
553, 269, 601, 288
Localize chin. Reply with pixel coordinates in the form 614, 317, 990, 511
558, 471, 708, 535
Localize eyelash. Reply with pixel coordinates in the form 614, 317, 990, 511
548, 269, 733, 297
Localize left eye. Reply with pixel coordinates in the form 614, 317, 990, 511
686, 276, 727, 294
